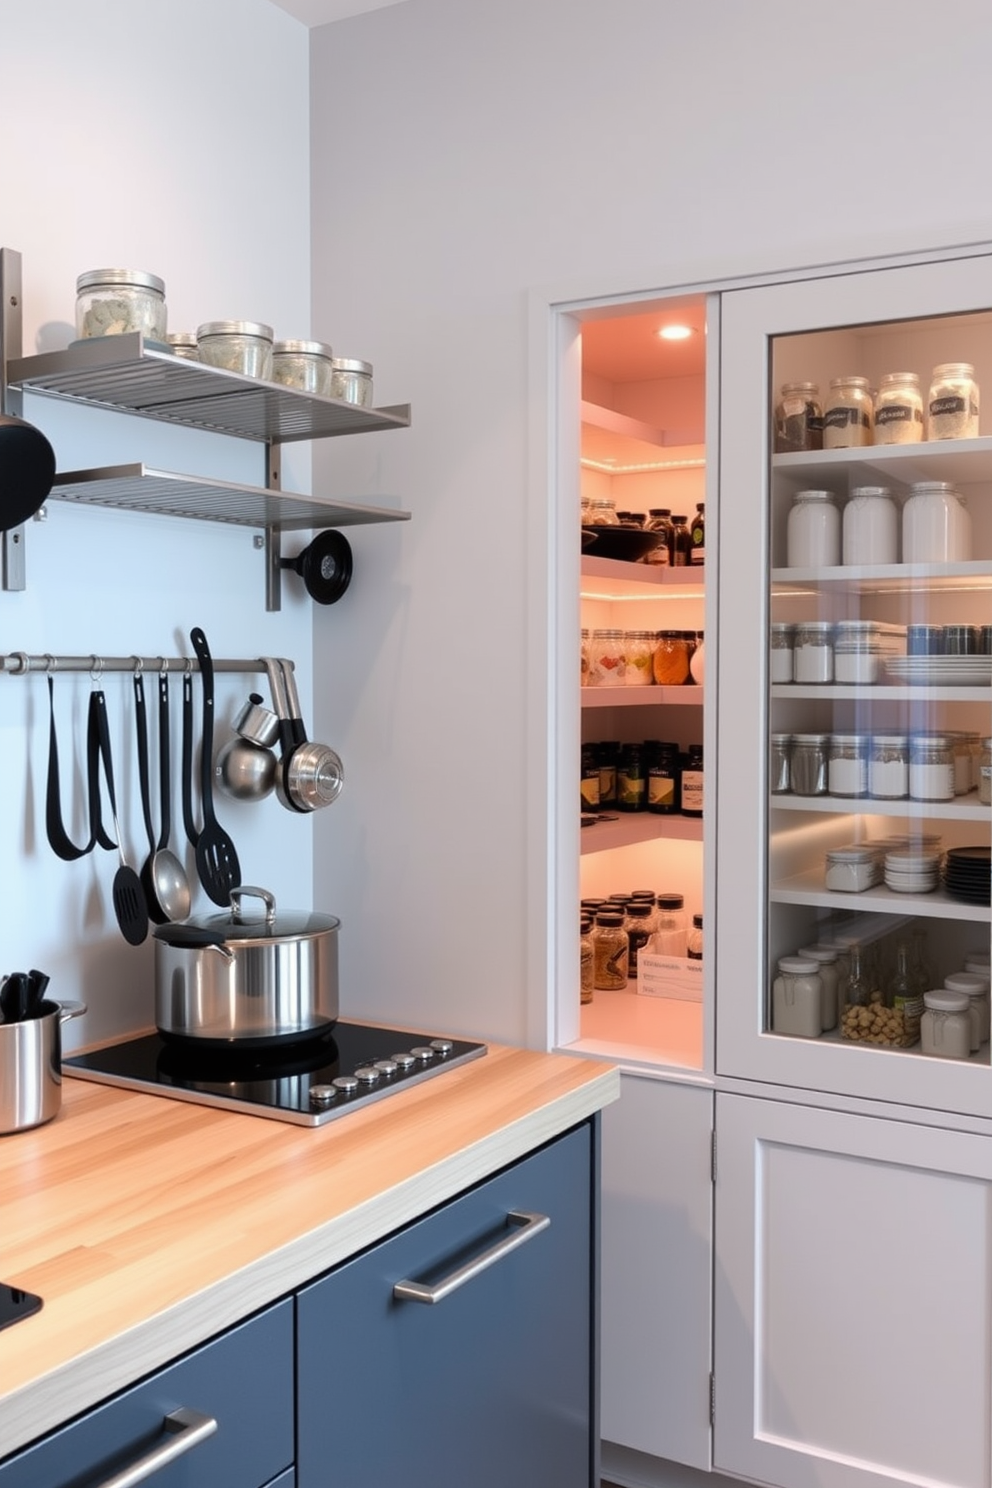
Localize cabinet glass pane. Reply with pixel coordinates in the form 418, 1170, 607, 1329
766, 311, 992, 1063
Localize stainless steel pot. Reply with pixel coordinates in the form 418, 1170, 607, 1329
0, 999, 86, 1134
153, 886, 339, 1046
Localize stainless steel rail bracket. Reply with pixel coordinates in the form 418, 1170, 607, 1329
0, 247, 26, 592
265, 441, 282, 613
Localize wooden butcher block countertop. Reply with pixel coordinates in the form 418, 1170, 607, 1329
0, 1036, 618, 1461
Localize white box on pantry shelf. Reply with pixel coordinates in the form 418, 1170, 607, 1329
637, 953, 703, 1002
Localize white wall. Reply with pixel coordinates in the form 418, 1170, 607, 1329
307, 0, 992, 1044
1, 0, 315, 1049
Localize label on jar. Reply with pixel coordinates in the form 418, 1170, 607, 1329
909, 762, 955, 800
930, 395, 968, 419
875, 403, 920, 426
823, 406, 871, 429
648, 772, 676, 810
681, 769, 704, 813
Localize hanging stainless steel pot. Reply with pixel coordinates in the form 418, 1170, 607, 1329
264, 659, 344, 814
0, 998, 87, 1134
152, 886, 339, 1046
215, 690, 280, 802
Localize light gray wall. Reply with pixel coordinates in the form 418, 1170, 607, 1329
1, 0, 315, 1049
307, 0, 992, 1044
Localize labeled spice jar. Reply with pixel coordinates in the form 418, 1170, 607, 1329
166, 330, 198, 359
902, 481, 972, 563
580, 917, 594, 1005
869, 735, 909, 799
580, 743, 600, 811
592, 912, 628, 990
624, 630, 656, 687
647, 742, 680, 814
624, 902, 655, 980
769, 623, 795, 684
690, 504, 705, 565
786, 490, 841, 568
653, 631, 690, 686
822, 376, 873, 449
654, 893, 688, 956
793, 622, 834, 684
873, 372, 923, 444
197, 320, 274, 379
330, 357, 374, 406
842, 486, 899, 565
76, 267, 167, 341
668, 514, 692, 566
828, 734, 870, 797
271, 339, 334, 395
797, 944, 840, 1031
680, 744, 704, 817
687, 914, 703, 961
920, 991, 971, 1059
909, 734, 955, 802
790, 733, 829, 796
589, 629, 625, 686
772, 957, 822, 1038
774, 382, 823, 453
617, 743, 646, 812
928, 362, 979, 440
770, 733, 792, 794
644, 509, 672, 565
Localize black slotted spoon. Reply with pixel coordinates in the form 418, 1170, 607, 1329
190, 627, 241, 906
92, 688, 148, 946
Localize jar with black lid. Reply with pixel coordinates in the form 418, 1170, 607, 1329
645, 510, 672, 566
624, 902, 655, 980
592, 913, 629, 990
774, 382, 823, 453
668, 515, 692, 566
580, 917, 594, 1004
687, 914, 703, 961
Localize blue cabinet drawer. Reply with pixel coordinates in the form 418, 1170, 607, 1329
0, 1299, 294, 1488
297, 1123, 596, 1488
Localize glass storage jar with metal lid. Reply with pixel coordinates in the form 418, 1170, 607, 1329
825, 847, 882, 892
75, 267, 167, 340
624, 630, 656, 686
928, 362, 979, 440
166, 330, 198, 359
869, 735, 909, 799
790, 733, 829, 796
271, 339, 334, 396
197, 320, 274, 379
872, 372, 923, 444
774, 382, 823, 453
842, 486, 899, 566
822, 376, 873, 449
786, 489, 841, 567
828, 734, 870, 797
330, 356, 374, 406
592, 912, 628, 990
793, 621, 834, 684
580, 917, 594, 1004
588, 629, 625, 686
588, 497, 620, 526
902, 481, 972, 563
921, 990, 971, 1060
772, 957, 822, 1038
909, 734, 955, 802
770, 622, 795, 683
770, 733, 792, 794
644, 509, 672, 565
833, 620, 901, 685
653, 630, 690, 686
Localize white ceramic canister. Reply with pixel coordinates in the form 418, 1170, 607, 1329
797, 944, 840, 1030
902, 482, 972, 563
772, 958, 823, 1038
944, 972, 990, 1048
842, 486, 899, 566
920, 990, 971, 1060
786, 490, 841, 568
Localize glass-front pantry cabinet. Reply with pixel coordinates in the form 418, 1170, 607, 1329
714, 252, 992, 1488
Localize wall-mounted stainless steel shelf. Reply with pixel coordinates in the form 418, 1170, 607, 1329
49, 464, 410, 532
9, 334, 411, 445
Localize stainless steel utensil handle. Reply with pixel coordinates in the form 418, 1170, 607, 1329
87, 1408, 217, 1488
392, 1210, 550, 1305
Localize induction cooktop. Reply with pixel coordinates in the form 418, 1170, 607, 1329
63, 1022, 487, 1127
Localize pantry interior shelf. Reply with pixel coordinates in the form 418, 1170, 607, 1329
9, 334, 411, 444
581, 555, 704, 598
770, 792, 989, 820
770, 684, 991, 702
772, 435, 992, 484
772, 560, 992, 592
582, 686, 702, 709
46, 464, 411, 532
771, 869, 991, 921
581, 813, 703, 855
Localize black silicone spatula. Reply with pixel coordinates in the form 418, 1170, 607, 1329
190, 627, 241, 906
92, 689, 148, 946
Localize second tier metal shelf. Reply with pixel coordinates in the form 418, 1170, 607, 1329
9, 334, 411, 444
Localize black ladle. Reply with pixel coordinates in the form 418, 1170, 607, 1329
190, 628, 241, 907
92, 689, 148, 946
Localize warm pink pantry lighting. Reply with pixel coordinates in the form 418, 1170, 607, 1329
657, 324, 695, 341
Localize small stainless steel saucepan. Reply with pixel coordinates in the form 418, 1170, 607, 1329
0, 997, 86, 1134
264, 659, 343, 814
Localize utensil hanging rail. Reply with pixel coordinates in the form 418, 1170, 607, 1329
0, 652, 287, 677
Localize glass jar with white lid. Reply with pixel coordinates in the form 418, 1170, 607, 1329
943, 972, 989, 1051
797, 944, 840, 1030
330, 357, 374, 407
822, 376, 873, 449
786, 489, 840, 567
272, 339, 334, 396
197, 320, 274, 379
75, 267, 167, 341
920, 990, 971, 1059
842, 486, 899, 566
772, 957, 823, 1038
872, 372, 923, 444
902, 481, 972, 563
928, 362, 979, 440
828, 734, 870, 797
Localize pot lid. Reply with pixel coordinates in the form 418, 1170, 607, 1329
156, 887, 339, 945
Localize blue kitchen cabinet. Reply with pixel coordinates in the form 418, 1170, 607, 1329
296, 1121, 599, 1488
0, 1301, 294, 1488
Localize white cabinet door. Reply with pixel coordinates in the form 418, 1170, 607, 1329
600, 1074, 713, 1470
714, 1091, 992, 1488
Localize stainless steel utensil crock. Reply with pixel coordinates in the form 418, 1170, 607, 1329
152, 886, 339, 1047
0, 999, 86, 1134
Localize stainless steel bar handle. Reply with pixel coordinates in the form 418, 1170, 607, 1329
392, 1210, 550, 1306
87, 1407, 217, 1488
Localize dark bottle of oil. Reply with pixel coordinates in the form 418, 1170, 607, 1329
668, 514, 692, 566
580, 743, 600, 812
690, 503, 705, 565
617, 742, 646, 812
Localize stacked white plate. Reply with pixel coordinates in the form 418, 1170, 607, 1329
886, 656, 992, 686
884, 848, 941, 894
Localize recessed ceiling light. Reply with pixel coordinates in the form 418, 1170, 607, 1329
657, 324, 694, 341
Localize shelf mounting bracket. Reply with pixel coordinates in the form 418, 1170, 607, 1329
264, 439, 282, 613
0, 247, 26, 592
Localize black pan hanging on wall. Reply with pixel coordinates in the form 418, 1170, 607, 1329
0, 412, 56, 531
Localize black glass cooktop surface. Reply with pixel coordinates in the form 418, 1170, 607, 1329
63, 1022, 487, 1127
0, 1284, 42, 1334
